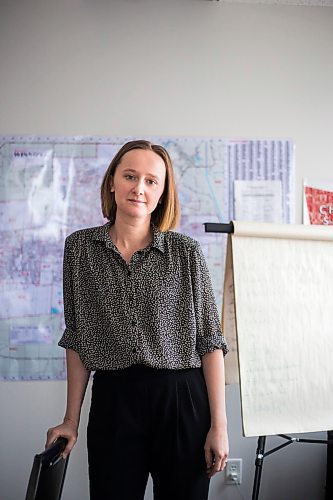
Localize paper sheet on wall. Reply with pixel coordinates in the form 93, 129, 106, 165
234, 180, 283, 223
224, 221, 333, 437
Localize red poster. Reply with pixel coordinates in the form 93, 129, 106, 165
304, 186, 333, 225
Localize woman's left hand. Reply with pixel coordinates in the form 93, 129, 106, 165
204, 425, 229, 478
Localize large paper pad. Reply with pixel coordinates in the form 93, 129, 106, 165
223, 221, 333, 437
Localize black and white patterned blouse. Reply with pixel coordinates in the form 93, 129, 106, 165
58, 222, 228, 371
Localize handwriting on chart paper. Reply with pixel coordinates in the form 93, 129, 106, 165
230, 231, 333, 437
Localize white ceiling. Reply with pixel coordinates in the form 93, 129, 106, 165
210, 0, 333, 5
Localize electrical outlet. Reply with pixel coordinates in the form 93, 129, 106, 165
225, 458, 242, 485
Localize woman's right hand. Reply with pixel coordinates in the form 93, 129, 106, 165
46, 419, 78, 459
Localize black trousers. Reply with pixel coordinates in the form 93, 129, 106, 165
87, 365, 211, 500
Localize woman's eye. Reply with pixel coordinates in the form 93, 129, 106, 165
125, 175, 135, 180
147, 179, 157, 185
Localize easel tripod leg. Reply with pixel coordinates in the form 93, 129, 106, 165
252, 436, 266, 500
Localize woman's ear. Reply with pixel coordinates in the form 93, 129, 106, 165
110, 178, 115, 192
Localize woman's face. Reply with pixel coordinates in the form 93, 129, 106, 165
111, 149, 166, 223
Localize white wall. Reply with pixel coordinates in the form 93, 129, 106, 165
1, 1, 332, 499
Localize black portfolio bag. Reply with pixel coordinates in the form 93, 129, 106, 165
25, 437, 69, 500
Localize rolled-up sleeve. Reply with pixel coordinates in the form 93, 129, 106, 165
58, 236, 80, 351
190, 242, 228, 357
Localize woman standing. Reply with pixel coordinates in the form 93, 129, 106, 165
46, 140, 229, 500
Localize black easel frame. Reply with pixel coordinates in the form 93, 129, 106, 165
251, 434, 332, 500
204, 221, 332, 500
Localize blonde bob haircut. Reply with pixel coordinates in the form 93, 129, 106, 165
101, 140, 180, 232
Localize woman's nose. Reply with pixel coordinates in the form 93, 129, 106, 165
132, 180, 144, 195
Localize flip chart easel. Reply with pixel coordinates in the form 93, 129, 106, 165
204, 221, 333, 500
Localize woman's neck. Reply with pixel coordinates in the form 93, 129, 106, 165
109, 216, 153, 254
